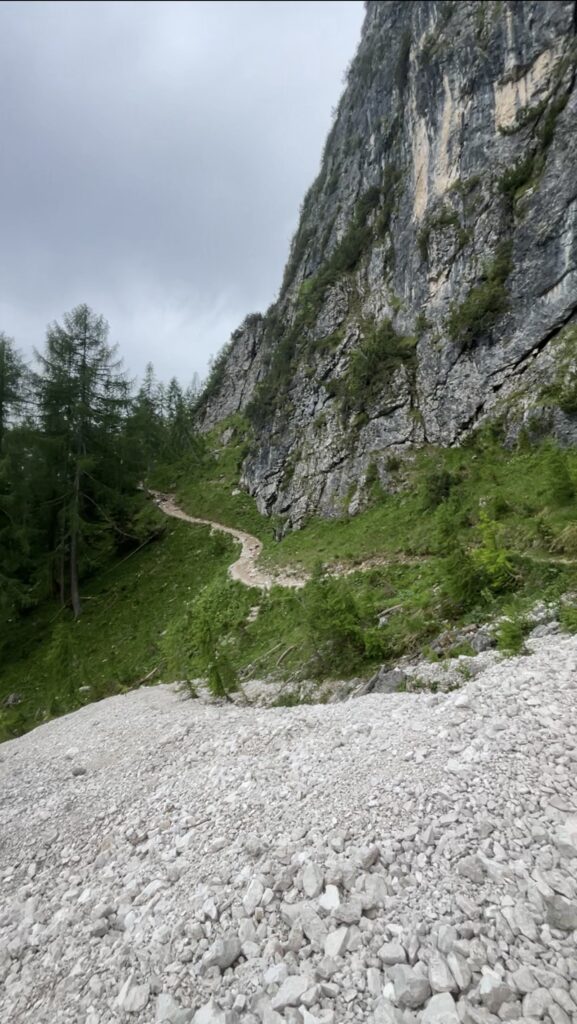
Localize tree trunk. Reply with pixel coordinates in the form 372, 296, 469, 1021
70, 467, 82, 618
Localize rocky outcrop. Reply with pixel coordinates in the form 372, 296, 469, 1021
197, 0, 577, 525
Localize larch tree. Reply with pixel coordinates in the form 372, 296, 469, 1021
34, 304, 131, 617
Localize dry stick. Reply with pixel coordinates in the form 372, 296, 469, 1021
238, 641, 285, 679
134, 666, 159, 686
276, 644, 296, 666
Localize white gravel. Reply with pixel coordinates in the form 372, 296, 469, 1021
1, 633, 576, 1024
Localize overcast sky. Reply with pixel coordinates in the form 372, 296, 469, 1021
0, 0, 363, 385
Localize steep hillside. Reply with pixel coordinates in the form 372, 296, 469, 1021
196, 0, 577, 527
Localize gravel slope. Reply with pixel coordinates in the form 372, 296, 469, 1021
1, 633, 576, 1024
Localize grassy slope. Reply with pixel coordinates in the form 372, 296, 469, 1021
153, 415, 270, 540
164, 419, 577, 684
0, 518, 236, 740
266, 443, 577, 569
3, 417, 577, 741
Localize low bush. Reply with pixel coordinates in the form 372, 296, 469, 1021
447, 242, 512, 347
337, 319, 417, 418
560, 604, 577, 634
545, 447, 575, 505
496, 615, 529, 655
420, 466, 456, 510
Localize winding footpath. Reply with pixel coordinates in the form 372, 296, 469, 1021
150, 491, 306, 590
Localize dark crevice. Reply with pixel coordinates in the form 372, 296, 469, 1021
536, 264, 576, 298
492, 300, 577, 387
456, 301, 577, 437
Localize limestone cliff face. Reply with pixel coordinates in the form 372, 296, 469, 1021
197, 0, 577, 526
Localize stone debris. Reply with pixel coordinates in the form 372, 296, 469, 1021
0, 631, 576, 1024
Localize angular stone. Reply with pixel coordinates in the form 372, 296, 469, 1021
479, 974, 515, 1014
437, 925, 458, 955
392, 965, 432, 1009
318, 884, 340, 912
379, 941, 407, 966
510, 968, 537, 995
303, 862, 324, 898
447, 951, 472, 992
118, 977, 150, 1013
243, 878, 264, 916
370, 668, 408, 694
522, 989, 551, 1019
200, 936, 241, 974
157, 994, 194, 1023
429, 953, 457, 993
549, 1006, 571, 1024
364, 873, 388, 907
324, 926, 349, 958
300, 907, 326, 948
457, 856, 486, 884
271, 975, 310, 1011
373, 997, 402, 1024
193, 1000, 238, 1024
333, 896, 363, 925
422, 993, 460, 1024
545, 895, 577, 932
367, 967, 382, 997
554, 817, 577, 859
513, 902, 538, 941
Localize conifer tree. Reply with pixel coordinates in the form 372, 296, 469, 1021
34, 304, 131, 617
0, 333, 27, 448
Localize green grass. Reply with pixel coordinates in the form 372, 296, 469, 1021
154, 415, 270, 540
3, 423, 577, 742
155, 430, 577, 688
264, 440, 577, 572
0, 519, 236, 740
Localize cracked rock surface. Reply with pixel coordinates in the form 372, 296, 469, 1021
198, 2, 577, 526
1, 632, 576, 1023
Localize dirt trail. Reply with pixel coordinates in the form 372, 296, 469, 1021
150, 491, 306, 590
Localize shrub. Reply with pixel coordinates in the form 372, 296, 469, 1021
195, 342, 232, 409
496, 615, 528, 655
385, 453, 402, 473
550, 524, 577, 555
338, 319, 417, 418
545, 447, 575, 506
558, 371, 577, 414
304, 576, 365, 673
420, 466, 456, 510
415, 312, 432, 336
472, 509, 517, 594
160, 578, 251, 696
432, 497, 469, 554
498, 155, 536, 203
440, 546, 485, 613
441, 509, 518, 612
539, 92, 570, 150
560, 604, 577, 634
447, 242, 512, 347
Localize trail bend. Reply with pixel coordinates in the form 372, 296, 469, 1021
149, 490, 306, 590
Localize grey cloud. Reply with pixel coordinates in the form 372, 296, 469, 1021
0, 0, 363, 382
